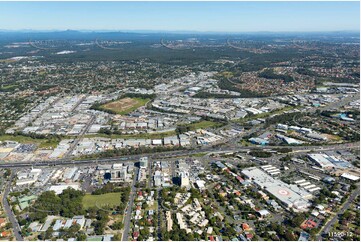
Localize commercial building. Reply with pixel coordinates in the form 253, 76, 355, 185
249, 137, 269, 145
276, 134, 304, 145
139, 157, 148, 169
308, 153, 353, 170
306, 133, 328, 141
49, 184, 80, 195
16, 168, 42, 186
307, 154, 335, 169
341, 173, 360, 181
181, 176, 190, 188
242, 167, 312, 211
166, 211, 173, 232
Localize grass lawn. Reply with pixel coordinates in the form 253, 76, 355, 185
191, 152, 208, 157
82, 192, 121, 209
326, 134, 342, 141
148, 202, 158, 211
0, 135, 60, 149
100, 97, 150, 115
219, 71, 234, 78
0, 84, 18, 92
0, 135, 42, 144
239, 140, 252, 146
112, 214, 123, 221
37, 139, 61, 149
187, 120, 224, 130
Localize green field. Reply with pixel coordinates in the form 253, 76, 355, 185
0, 135, 59, 149
82, 192, 121, 209
190, 152, 208, 157
100, 97, 150, 115
0, 84, 18, 92
187, 120, 224, 130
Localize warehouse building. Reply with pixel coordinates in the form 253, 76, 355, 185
307, 154, 335, 169
308, 153, 353, 170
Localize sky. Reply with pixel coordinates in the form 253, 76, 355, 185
0, 1, 359, 32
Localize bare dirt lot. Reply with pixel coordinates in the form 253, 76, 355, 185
101, 97, 149, 114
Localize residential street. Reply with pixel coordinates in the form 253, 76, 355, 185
317, 185, 360, 240
121, 166, 138, 241
2, 171, 23, 241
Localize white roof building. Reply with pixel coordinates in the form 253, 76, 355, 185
195, 180, 206, 190
308, 154, 335, 169
341, 173, 360, 181
49, 184, 80, 195
152, 139, 163, 145
242, 167, 312, 211
258, 209, 270, 217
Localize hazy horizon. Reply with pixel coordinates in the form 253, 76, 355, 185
0, 29, 359, 35
0, 1, 359, 32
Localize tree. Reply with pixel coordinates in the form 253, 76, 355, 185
93, 209, 109, 235
45, 227, 54, 240
59, 188, 85, 217
341, 210, 352, 221
4, 169, 11, 178
38, 232, 46, 240
285, 231, 296, 241
176, 124, 190, 134
170, 231, 180, 241
68, 224, 81, 237
77, 232, 87, 241
94, 220, 106, 235
111, 221, 123, 230
140, 227, 150, 238
87, 206, 98, 219
30, 188, 85, 222
113, 233, 122, 241
290, 214, 306, 227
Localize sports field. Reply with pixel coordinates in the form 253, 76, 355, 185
100, 97, 149, 115
82, 192, 121, 209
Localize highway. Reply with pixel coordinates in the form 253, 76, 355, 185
0, 141, 358, 169
1, 92, 357, 169
317, 185, 360, 240
121, 166, 138, 241
2, 171, 23, 241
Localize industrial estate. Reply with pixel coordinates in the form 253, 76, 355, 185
0, 14, 360, 242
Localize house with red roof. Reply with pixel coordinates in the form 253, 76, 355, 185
0, 218, 6, 227
236, 176, 244, 182
300, 218, 318, 229
0, 231, 11, 238
245, 232, 254, 240
242, 223, 251, 231
234, 190, 241, 196
133, 231, 139, 240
